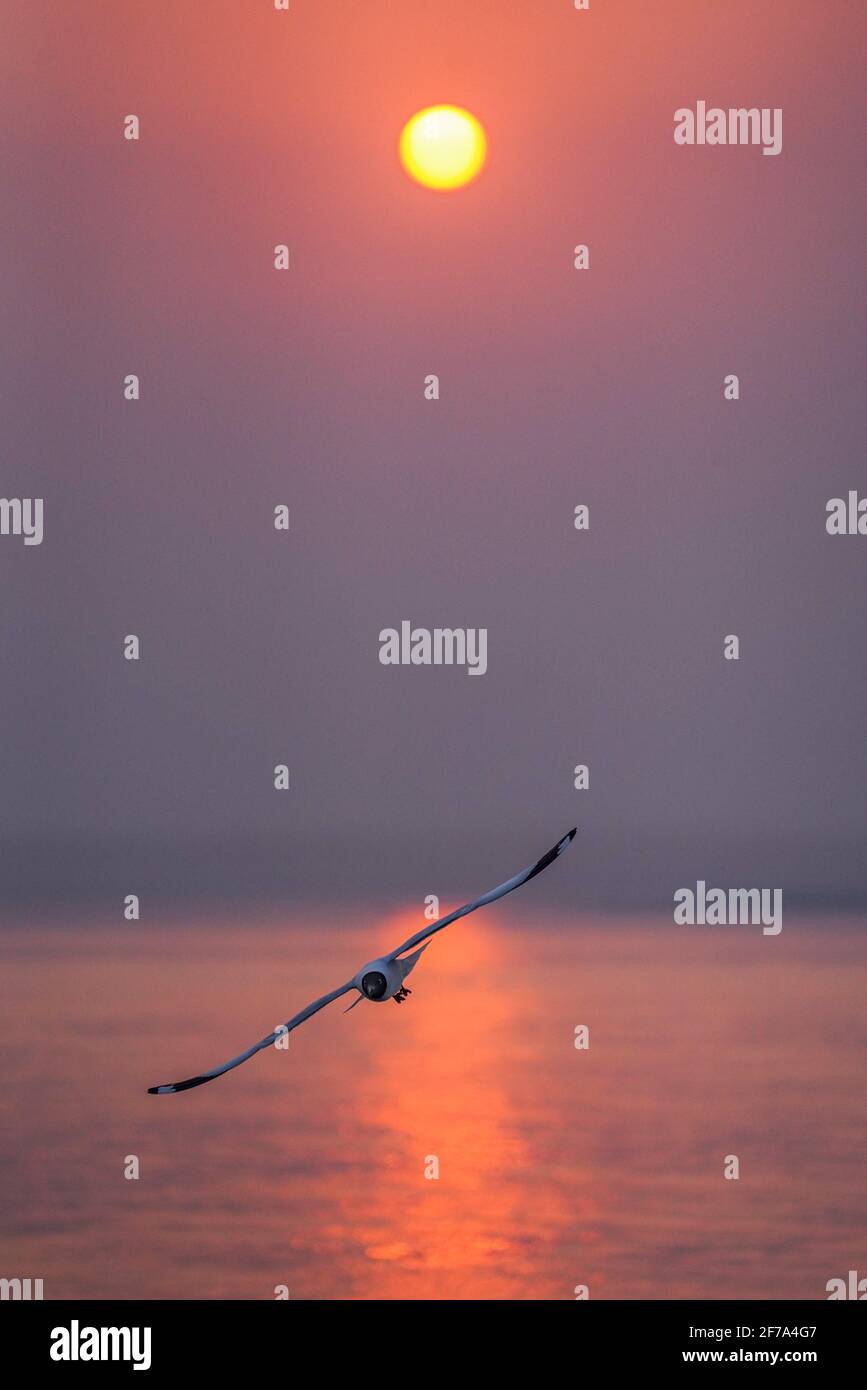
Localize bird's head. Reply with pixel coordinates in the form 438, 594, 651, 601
353, 957, 399, 1002
361, 969, 388, 1000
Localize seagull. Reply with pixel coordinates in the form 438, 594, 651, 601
148, 826, 576, 1094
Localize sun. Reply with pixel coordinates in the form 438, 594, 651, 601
399, 105, 487, 191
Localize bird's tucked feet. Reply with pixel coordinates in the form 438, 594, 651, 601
393, 986, 412, 1003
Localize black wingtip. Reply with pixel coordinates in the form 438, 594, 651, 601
524, 827, 578, 884
148, 1074, 211, 1094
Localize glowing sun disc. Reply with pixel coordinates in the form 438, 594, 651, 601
400, 105, 487, 190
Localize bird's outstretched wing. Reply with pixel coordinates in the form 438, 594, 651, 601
386, 827, 577, 962
147, 980, 355, 1094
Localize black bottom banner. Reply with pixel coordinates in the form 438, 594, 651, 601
7, 1298, 863, 1374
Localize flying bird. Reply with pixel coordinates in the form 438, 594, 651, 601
148, 826, 577, 1094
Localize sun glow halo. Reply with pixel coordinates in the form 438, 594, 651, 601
399, 105, 487, 191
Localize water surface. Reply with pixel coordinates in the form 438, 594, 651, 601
1, 910, 864, 1299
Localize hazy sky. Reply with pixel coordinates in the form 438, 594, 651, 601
1, 1, 864, 908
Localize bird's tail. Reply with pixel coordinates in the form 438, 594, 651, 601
396, 941, 430, 981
